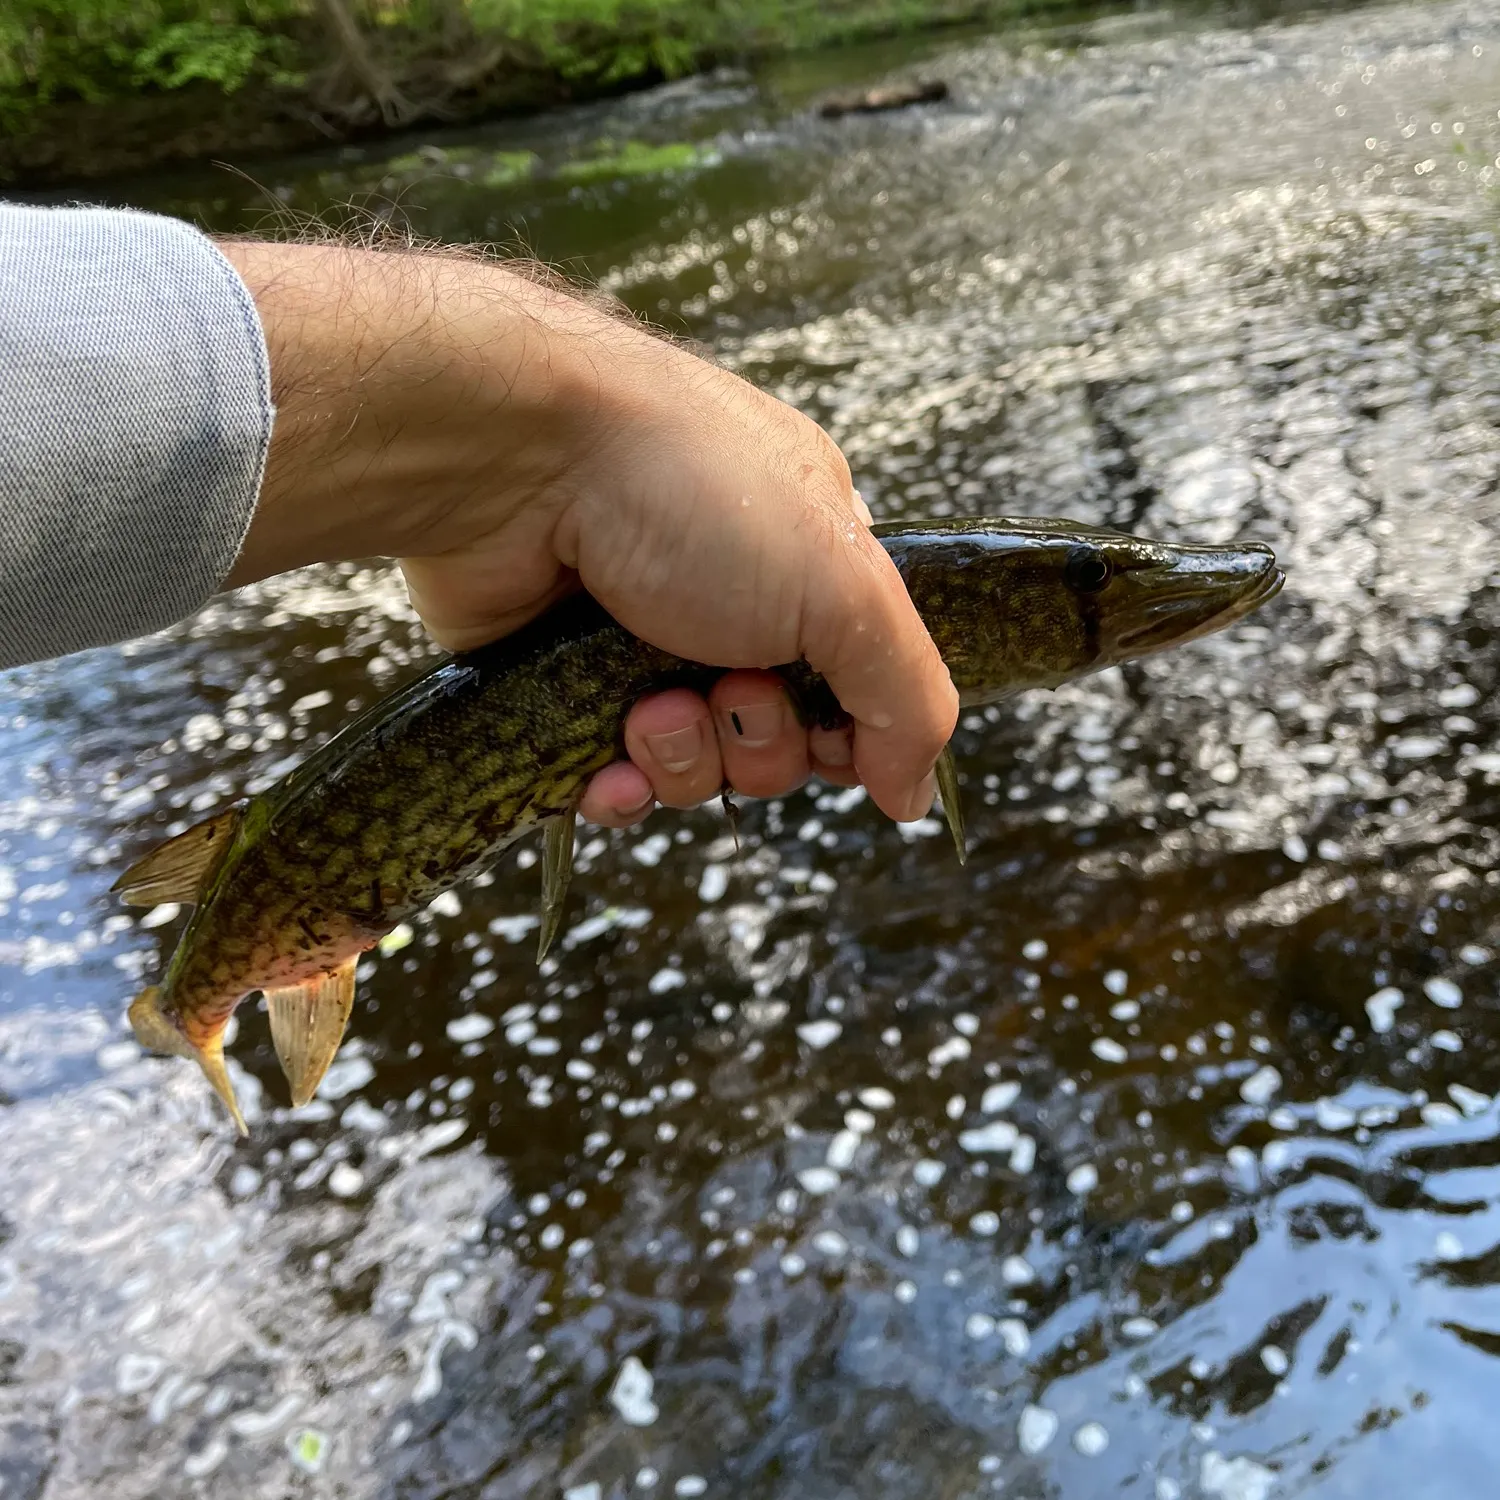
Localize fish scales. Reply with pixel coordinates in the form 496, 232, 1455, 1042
117, 517, 1285, 1131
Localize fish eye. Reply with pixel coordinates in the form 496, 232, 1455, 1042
1064, 545, 1113, 594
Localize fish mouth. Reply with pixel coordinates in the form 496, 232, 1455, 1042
1114, 545, 1285, 655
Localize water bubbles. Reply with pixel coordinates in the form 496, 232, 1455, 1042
1448, 1084, 1489, 1117
928, 1036, 971, 1068
1434, 1231, 1465, 1261
797, 1020, 842, 1050
1091, 1038, 1128, 1064
1200, 1452, 1275, 1500
980, 1081, 1020, 1114
116, 1352, 165, 1395
824, 1131, 861, 1170
797, 1167, 840, 1196
1374, 984, 1404, 1032
1239, 1067, 1282, 1106
1103, 969, 1129, 995
1260, 1345, 1288, 1376
610, 1356, 659, 1426
970, 1211, 1000, 1237
630, 833, 672, 867
1066, 1163, 1099, 1195
1073, 1421, 1109, 1456
912, 1159, 946, 1187
1018, 1404, 1059, 1455
1424, 977, 1462, 1009
959, 1121, 1019, 1154
445, 1013, 494, 1043
1001, 1255, 1035, 1286
327, 1163, 364, 1198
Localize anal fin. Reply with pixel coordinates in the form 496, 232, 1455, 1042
935, 744, 967, 867
113, 804, 243, 907
537, 802, 580, 964
265, 959, 357, 1108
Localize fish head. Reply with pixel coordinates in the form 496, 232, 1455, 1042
877, 517, 1284, 705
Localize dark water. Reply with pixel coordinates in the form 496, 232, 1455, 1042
8, 2, 1500, 1495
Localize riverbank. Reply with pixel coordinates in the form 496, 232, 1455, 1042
0, 0, 1087, 187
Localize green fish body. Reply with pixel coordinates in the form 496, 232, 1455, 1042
117, 517, 1284, 1130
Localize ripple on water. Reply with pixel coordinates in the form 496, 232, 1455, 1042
9, 0, 1500, 1494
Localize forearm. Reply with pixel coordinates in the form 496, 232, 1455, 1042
0, 204, 271, 669
216, 240, 621, 588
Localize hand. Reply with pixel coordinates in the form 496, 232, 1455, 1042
219, 241, 957, 824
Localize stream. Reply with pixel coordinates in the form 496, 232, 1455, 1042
6, 1, 1500, 1494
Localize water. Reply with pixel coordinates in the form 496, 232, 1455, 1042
6, 1, 1500, 1494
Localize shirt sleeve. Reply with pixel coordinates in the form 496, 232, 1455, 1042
0, 203, 272, 669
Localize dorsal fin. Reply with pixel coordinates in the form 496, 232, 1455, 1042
112, 804, 244, 907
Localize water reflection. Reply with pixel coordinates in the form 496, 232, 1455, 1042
7, 0, 1500, 1495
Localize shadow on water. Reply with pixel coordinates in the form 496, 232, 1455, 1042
8, 0, 1500, 1494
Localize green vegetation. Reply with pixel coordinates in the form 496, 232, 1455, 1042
0, 0, 1081, 182
555, 138, 710, 183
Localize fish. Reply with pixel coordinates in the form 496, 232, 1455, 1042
116, 517, 1284, 1132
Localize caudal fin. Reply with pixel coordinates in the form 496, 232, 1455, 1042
128, 986, 248, 1137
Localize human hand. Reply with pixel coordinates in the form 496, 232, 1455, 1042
219, 240, 957, 824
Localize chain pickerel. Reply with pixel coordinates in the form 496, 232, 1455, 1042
116, 517, 1283, 1131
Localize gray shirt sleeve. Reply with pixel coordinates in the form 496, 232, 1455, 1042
0, 203, 273, 669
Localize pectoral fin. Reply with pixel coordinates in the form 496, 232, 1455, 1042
113, 805, 243, 907
265, 960, 357, 1107
935, 744, 967, 866
537, 804, 580, 964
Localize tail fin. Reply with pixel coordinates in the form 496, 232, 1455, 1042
128, 986, 248, 1137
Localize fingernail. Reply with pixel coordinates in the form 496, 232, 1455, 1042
902, 771, 937, 822
817, 731, 854, 767
645, 722, 704, 774
720, 700, 787, 748
852, 488, 874, 526
617, 787, 656, 819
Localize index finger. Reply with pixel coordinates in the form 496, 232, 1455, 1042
798, 514, 957, 823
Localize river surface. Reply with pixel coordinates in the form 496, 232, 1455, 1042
8, 1, 1500, 1495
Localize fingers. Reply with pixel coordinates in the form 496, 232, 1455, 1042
580, 673, 829, 826
578, 761, 657, 828
798, 517, 958, 822
622, 689, 722, 808
707, 673, 809, 799
809, 721, 859, 787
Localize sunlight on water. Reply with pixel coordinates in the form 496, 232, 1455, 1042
7, 1, 1500, 1494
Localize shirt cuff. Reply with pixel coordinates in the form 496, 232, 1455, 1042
0, 203, 272, 668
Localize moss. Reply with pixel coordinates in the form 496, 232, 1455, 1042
480, 149, 539, 187
555, 138, 708, 183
